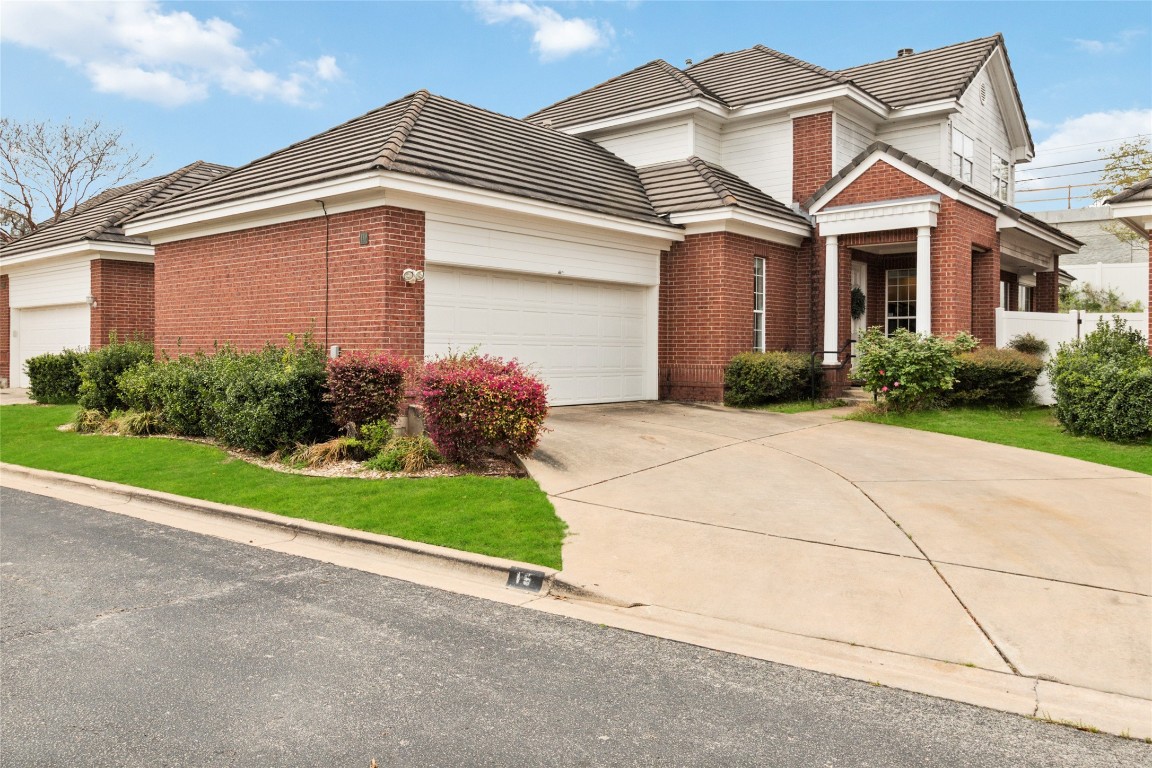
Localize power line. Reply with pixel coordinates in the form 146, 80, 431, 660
1014, 167, 1111, 182
1033, 132, 1149, 154
1022, 152, 1145, 171
1015, 181, 1100, 193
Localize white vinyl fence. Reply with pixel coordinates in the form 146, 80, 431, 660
1062, 262, 1149, 307
995, 309, 1148, 404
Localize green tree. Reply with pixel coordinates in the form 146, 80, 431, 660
1093, 136, 1152, 245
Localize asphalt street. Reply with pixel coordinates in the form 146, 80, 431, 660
2, 487, 1148, 767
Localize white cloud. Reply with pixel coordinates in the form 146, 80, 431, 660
476, 1, 613, 61
1072, 29, 1146, 54
0, 1, 341, 107
1017, 109, 1152, 193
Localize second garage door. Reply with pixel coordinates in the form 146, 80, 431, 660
425, 266, 653, 406
11, 304, 90, 388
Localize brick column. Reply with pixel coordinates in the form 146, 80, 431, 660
1035, 261, 1060, 313
792, 112, 833, 204
90, 259, 155, 349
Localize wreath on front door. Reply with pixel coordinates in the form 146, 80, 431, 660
850, 286, 867, 320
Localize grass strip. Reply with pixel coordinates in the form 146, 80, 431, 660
849, 405, 1152, 475
0, 405, 565, 569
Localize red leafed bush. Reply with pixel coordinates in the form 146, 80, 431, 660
420, 353, 549, 464
325, 351, 410, 428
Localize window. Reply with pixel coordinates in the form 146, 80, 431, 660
886, 268, 917, 334
1000, 280, 1010, 309
992, 152, 1010, 201
951, 127, 974, 183
1018, 285, 1034, 312
752, 257, 766, 351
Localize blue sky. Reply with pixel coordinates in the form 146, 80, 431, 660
2, 1, 1150, 212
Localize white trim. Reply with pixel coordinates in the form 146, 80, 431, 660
668, 207, 810, 245
997, 214, 1081, 253
815, 196, 940, 236
752, 256, 766, 352
1, 240, 153, 271
889, 98, 961, 120
125, 169, 683, 245
916, 226, 932, 335
559, 98, 730, 136
823, 235, 839, 365
735, 85, 889, 122
979, 49, 1033, 160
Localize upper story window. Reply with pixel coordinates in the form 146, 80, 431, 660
753, 257, 766, 351
992, 152, 1011, 201
952, 127, 974, 183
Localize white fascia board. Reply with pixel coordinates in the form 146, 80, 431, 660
126, 169, 683, 246
998, 217, 1081, 255
1110, 201, 1152, 237
735, 85, 888, 122
982, 50, 1033, 158
669, 208, 810, 246
956, 189, 1002, 216
888, 98, 959, 121
0, 240, 152, 271
815, 196, 939, 236
559, 99, 729, 136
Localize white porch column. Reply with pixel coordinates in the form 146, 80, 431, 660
916, 225, 932, 335
823, 235, 839, 365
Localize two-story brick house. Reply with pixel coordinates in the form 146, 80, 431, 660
123, 34, 1079, 404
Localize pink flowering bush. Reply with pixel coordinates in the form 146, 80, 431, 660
325, 351, 410, 428
420, 352, 549, 464
857, 328, 975, 411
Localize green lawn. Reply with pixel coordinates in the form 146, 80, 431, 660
0, 405, 566, 568
742, 399, 849, 414
849, 405, 1152, 475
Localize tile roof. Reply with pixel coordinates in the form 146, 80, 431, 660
527, 36, 1015, 128
1, 161, 230, 258
638, 157, 808, 227
806, 142, 1081, 247
525, 59, 726, 129
686, 45, 859, 108
1106, 177, 1152, 204
137, 91, 673, 227
835, 35, 1002, 108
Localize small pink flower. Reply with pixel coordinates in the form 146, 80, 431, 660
894, 382, 900, 387
881, 386, 889, 392
879, 370, 886, 375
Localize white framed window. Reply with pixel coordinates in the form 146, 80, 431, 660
1000, 280, 1010, 309
886, 268, 917, 334
992, 152, 1010, 201
752, 256, 766, 351
1018, 285, 1034, 312
951, 127, 974, 183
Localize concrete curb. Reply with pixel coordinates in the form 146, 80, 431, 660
0, 462, 573, 597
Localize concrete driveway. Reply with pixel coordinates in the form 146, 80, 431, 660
523, 402, 1151, 714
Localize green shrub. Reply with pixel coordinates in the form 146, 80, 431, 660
366, 436, 441, 473
211, 338, 332, 453
1049, 317, 1152, 442
1006, 333, 1050, 358
723, 351, 819, 407
25, 348, 87, 404
949, 347, 1043, 406
77, 338, 154, 413
857, 328, 967, 411
357, 417, 395, 456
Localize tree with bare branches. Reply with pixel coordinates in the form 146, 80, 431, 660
0, 118, 152, 243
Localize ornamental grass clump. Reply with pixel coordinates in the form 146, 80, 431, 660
420, 352, 548, 464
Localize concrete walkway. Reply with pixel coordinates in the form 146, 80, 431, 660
524, 402, 1151, 731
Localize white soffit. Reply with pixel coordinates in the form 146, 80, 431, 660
668, 207, 809, 245
0, 240, 153, 271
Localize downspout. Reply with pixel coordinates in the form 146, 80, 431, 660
316, 200, 330, 350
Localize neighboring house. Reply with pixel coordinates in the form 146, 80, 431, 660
0, 162, 229, 388
1034, 206, 1148, 307
124, 35, 1079, 405
1105, 178, 1152, 348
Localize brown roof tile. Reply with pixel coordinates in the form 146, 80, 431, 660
1106, 177, 1152, 204
836, 35, 1001, 107
638, 158, 808, 228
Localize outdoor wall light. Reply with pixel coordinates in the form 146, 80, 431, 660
85, 294, 98, 308
402, 268, 425, 284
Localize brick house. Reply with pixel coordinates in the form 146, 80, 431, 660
1106, 178, 1152, 349
123, 35, 1080, 405
0, 162, 228, 387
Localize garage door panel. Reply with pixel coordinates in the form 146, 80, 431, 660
425, 266, 651, 406
12, 304, 90, 388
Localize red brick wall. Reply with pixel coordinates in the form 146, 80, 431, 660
90, 259, 154, 348
825, 161, 935, 208
153, 206, 425, 360
0, 274, 9, 386
792, 112, 834, 204
934, 197, 999, 343
1035, 262, 1060, 314
659, 232, 804, 401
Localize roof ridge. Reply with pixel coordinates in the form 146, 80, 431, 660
687, 157, 738, 207
526, 59, 673, 122
945, 34, 1002, 100
752, 44, 851, 85
836, 34, 1001, 74
80, 162, 214, 240
374, 89, 432, 169
652, 59, 728, 106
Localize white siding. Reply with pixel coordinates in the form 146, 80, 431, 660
594, 120, 693, 168
8, 259, 90, 308
425, 209, 662, 286
952, 64, 1015, 203
876, 119, 945, 168
693, 120, 723, 164
834, 114, 875, 173
720, 115, 792, 204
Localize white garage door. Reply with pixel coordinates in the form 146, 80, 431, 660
12, 304, 90, 388
425, 266, 652, 406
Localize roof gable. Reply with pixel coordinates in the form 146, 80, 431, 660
137, 92, 671, 227
0, 161, 230, 258
686, 45, 856, 107
638, 157, 807, 226
525, 60, 725, 130
836, 36, 1001, 107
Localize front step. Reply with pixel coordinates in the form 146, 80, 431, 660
839, 387, 873, 405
